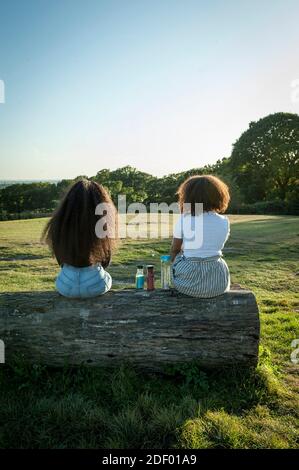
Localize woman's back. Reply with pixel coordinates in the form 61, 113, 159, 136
42, 178, 117, 298
173, 211, 230, 258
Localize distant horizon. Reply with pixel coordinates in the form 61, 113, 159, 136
0, 161, 220, 183
0, 178, 61, 181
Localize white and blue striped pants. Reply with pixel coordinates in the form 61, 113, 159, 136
171, 254, 230, 298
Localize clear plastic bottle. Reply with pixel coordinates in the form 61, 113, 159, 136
135, 265, 145, 289
160, 255, 171, 289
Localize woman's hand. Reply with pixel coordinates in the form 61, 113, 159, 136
170, 237, 183, 262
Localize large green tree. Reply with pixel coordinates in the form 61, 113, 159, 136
230, 112, 299, 202
93, 166, 155, 205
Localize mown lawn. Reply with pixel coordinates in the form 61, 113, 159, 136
0, 215, 298, 448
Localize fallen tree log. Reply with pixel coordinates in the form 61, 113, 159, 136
0, 288, 260, 370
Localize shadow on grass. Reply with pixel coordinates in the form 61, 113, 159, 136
0, 254, 49, 262
0, 347, 284, 449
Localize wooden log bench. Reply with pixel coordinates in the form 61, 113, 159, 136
0, 287, 260, 371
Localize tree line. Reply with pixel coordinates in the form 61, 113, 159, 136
1, 112, 298, 220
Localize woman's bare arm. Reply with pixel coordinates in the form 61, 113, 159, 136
170, 237, 183, 262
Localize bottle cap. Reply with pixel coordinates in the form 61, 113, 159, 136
137, 265, 144, 269
160, 255, 171, 261
146, 264, 154, 269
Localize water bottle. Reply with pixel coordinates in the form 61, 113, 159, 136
146, 265, 155, 291
160, 255, 171, 289
135, 265, 145, 289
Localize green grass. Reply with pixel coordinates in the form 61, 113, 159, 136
0, 215, 298, 448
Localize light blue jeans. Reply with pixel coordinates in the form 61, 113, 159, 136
55, 263, 112, 299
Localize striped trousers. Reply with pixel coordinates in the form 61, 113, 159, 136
171, 254, 230, 298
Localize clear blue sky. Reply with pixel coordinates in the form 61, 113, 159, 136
0, 0, 299, 179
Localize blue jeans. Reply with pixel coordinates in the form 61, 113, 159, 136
55, 263, 112, 299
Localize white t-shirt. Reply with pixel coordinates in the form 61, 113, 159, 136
173, 211, 230, 258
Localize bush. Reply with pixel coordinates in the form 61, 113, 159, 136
231, 199, 298, 215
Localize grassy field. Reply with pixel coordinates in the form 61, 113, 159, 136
0, 214, 298, 448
